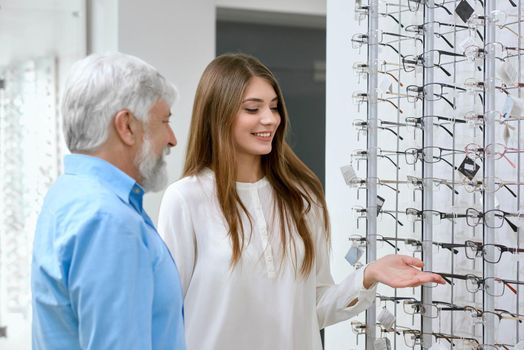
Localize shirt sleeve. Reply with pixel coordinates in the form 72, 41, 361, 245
65, 211, 154, 350
312, 207, 377, 329
158, 185, 196, 296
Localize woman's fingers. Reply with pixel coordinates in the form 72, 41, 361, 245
401, 255, 424, 268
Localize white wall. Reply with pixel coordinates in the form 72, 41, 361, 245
325, 0, 364, 349
107, 0, 216, 222
216, 0, 325, 16
0, 0, 86, 78
88, 0, 118, 54
90, 0, 215, 222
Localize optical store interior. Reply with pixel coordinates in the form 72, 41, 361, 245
2, 0, 524, 349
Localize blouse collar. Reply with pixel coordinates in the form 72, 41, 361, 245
201, 167, 269, 190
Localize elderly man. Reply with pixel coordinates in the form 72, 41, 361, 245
31, 53, 185, 350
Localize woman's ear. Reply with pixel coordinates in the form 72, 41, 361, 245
113, 110, 141, 146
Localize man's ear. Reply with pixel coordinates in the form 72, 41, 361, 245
113, 110, 141, 146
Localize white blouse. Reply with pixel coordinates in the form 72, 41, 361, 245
158, 169, 376, 350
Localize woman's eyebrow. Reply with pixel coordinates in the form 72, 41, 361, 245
242, 97, 278, 103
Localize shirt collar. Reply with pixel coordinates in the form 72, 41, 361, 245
64, 154, 145, 211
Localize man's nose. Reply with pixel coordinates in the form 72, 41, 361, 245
167, 126, 177, 147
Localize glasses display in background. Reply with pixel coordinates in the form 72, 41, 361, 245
346, 0, 524, 348
0, 58, 61, 322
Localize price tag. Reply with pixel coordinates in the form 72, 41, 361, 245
502, 95, 514, 118
374, 337, 391, 350
455, 0, 475, 23
345, 245, 364, 266
457, 156, 480, 180
340, 164, 359, 186
498, 61, 518, 86
377, 195, 385, 215
510, 95, 524, 118
377, 307, 396, 330
377, 76, 392, 95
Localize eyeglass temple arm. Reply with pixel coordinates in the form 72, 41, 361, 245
435, 63, 451, 76
379, 181, 400, 193
433, 271, 465, 284
440, 83, 466, 91
438, 306, 465, 312
439, 116, 467, 123
475, 29, 484, 41
381, 43, 406, 60
440, 51, 466, 58
434, 242, 461, 254
502, 153, 517, 169
378, 236, 401, 251
435, 93, 455, 108
451, 213, 468, 219
379, 126, 404, 141
378, 154, 401, 169
502, 184, 517, 198
441, 181, 459, 194
432, 123, 452, 137
378, 97, 404, 114
381, 210, 404, 226
503, 215, 518, 232
436, 274, 454, 285
435, 33, 454, 49
502, 280, 518, 294
435, 3, 452, 15
380, 70, 404, 87
495, 308, 521, 317
434, 155, 457, 170
384, 14, 404, 28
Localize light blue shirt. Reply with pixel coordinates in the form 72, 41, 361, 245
32, 154, 186, 350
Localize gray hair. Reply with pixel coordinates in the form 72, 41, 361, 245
61, 52, 177, 152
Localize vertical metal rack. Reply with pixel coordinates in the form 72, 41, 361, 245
365, 0, 379, 348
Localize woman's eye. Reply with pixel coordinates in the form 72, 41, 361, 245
245, 108, 258, 113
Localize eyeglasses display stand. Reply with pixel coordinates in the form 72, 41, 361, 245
0, 57, 61, 334
349, 0, 524, 348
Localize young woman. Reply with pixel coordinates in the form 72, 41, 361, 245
158, 53, 445, 350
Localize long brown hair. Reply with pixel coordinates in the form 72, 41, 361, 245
184, 53, 329, 276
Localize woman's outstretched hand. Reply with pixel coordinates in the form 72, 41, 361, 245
363, 255, 447, 289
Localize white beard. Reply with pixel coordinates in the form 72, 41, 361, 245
135, 135, 169, 192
